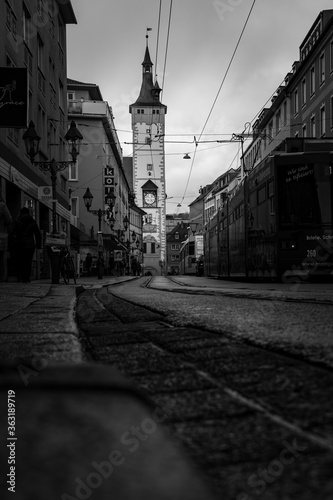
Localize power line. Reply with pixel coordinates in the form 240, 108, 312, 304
161, 0, 173, 101
155, 0, 162, 75
199, 0, 257, 142
179, 0, 257, 208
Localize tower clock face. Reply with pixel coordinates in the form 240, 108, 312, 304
144, 192, 156, 205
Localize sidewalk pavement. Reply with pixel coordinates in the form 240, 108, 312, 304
0, 275, 217, 500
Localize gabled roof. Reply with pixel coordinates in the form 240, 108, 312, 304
67, 79, 103, 101
141, 180, 158, 190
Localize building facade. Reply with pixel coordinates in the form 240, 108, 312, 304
166, 222, 188, 275
0, 0, 76, 280
202, 9, 333, 279
129, 43, 167, 276
243, 9, 333, 172
67, 79, 140, 276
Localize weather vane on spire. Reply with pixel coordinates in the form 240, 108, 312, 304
146, 27, 152, 45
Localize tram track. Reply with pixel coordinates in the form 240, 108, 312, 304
110, 276, 333, 372
143, 275, 333, 305
77, 282, 333, 497
80, 284, 333, 445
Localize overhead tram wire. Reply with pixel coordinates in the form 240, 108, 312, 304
161, 0, 173, 102
178, 0, 257, 209
155, 0, 162, 75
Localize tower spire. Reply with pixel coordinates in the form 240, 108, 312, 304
129, 35, 167, 112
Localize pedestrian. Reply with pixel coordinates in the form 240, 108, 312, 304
0, 194, 12, 281
96, 253, 104, 279
12, 207, 41, 282
85, 252, 92, 276
108, 255, 115, 275
130, 256, 137, 276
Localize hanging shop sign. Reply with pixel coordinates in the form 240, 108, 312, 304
114, 250, 123, 261
104, 165, 114, 187
45, 233, 67, 247
0, 67, 28, 127
38, 186, 53, 203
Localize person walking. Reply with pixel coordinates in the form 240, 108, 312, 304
12, 207, 41, 282
0, 194, 12, 281
85, 252, 92, 276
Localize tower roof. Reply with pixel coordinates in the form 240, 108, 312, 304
129, 45, 167, 112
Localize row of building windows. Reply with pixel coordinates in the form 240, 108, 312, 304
245, 37, 333, 166
137, 109, 161, 114
296, 99, 333, 137
294, 41, 333, 116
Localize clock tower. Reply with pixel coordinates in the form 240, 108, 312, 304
129, 39, 167, 275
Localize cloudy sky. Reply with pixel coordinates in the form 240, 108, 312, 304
67, 0, 333, 213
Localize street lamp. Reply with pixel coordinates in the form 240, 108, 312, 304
108, 212, 116, 230
83, 187, 115, 231
22, 120, 83, 283
83, 187, 115, 280
188, 221, 199, 235
123, 215, 130, 231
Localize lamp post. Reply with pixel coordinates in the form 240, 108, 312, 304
23, 120, 83, 284
83, 187, 115, 279
83, 187, 116, 279
83, 187, 115, 231
188, 222, 200, 276
121, 215, 130, 274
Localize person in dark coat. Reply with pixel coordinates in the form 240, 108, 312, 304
0, 194, 12, 281
85, 252, 92, 276
12, 207, 41, 282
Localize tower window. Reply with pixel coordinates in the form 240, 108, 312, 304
152, 109, 160, 115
